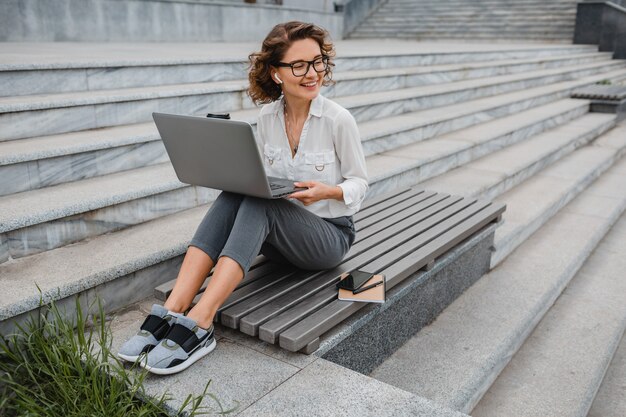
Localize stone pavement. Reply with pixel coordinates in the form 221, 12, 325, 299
108, 298, 469, 417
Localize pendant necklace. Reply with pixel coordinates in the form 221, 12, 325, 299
283, 101, 298, 155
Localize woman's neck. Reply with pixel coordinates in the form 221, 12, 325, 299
284, 95, 312, 123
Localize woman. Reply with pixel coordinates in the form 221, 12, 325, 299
118, 21, 368, 375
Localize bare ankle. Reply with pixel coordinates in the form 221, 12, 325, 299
186, 309, 214, 329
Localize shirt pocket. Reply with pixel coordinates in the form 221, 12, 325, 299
263, 144, 285, 178
299, 149, 335, 184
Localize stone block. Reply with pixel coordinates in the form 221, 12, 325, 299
237, 359, 468, 417
141, 338, 299, 415
321, 225, 495, 375
6, 184, 209, 260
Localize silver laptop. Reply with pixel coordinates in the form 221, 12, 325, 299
152, 112, 305, 199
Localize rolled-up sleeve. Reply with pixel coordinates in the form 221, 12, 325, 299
333, 110, 369, 210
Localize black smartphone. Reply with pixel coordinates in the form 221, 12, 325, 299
336, 270, 375, 291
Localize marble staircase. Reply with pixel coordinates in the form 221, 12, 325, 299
350, 0, 580, 42
1, 41, 626, 345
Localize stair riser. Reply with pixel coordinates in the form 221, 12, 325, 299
0, 98, 588, 262
2, 48, 593, 98
329, 55, 608, 98
2, 57, 612, 142
491, 139, 621, 267
467, 198, 626, 414
379, 6, 576, 12
352, 62, 623, 128
0, 140, 167, 197
368, 16, 575, 22
336, 47, 594, 72
1, 185, 218, 262
1, 67, 597, 196
0, 252, 185, 335
363, 89, 573, 156
480, 123, 618, 206
368, 107, 601, 200
355, 27, 575, 35
364, 20, 575, 26
0, 90, 244, 142
0, 235, 7, 264
350, 33, 574, 41
0, 62, 247, 98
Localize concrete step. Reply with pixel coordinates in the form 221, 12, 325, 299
379, 4, 576, 11
362, 21, 575, 28
340, 60, 624, 125
376, 10, 576, 16
368, 110, 614, 200
420, 121, 626, 267
349, 33, 576, 42
472, 211, 626, 417
368, 152, 626, 414
358, 67, 626, 155
2, 66, 626, 262
367, 15, 575, 22
354, 27, 575, 35
491, 124, 626, 266
0, 162, 218, 262
0, 42, 594, 97
587, 331, 626, 417
0, 203, 210, 333
3, 56, 609, 196
106, 299, 471, 417
2, 58, 620, 142
0, 108, 610, 328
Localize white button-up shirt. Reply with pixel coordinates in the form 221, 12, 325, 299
256, 93, 369, 219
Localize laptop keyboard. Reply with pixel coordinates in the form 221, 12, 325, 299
270, 183, 286, 190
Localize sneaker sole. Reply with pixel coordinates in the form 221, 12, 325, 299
117, 352, 140, 362
142, 339, 217, 375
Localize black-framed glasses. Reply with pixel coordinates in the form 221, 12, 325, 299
275, 56, 329, 77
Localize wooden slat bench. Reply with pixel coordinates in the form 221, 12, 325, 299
155, 186, 505, 354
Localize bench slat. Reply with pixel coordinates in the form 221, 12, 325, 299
355, 188, 426, 224
210, 267, 297, 319
279, 201, 505, 352
243, 284, 337, 341
217, 194, 459, 329
246, 197, 476, 339
355, 194, 452, 243
358, 187, 413, 213
356, 191, 438, 231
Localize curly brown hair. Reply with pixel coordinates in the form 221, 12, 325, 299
247, 21, 336, 106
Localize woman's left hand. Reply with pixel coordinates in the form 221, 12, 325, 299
287, 181, 343, 206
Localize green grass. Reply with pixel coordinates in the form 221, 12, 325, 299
0, 298, 235, 416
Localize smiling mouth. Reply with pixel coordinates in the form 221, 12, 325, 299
301, 81, 318, 87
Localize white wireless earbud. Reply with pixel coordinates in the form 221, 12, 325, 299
274, 74, 283, 84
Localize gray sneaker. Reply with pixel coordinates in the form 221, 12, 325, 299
118, 304, 178, 362
141, 315, 216, 375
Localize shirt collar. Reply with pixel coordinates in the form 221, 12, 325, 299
274, 93, 324, 118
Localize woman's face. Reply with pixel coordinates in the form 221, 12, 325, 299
272, 38, 324, 103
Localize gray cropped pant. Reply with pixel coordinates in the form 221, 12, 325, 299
188, 192, 356, 275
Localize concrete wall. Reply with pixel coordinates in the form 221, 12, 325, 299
0, 0, 344, 42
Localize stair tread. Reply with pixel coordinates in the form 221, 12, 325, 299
0, 163, 180, 233
0, 99, 594, 234
2, 51, 610, 165
472, 208, 626, 417
1, 59, 620, 113
359, 66, 626, 141
588, 331, 626, 417
0, 203, 209, 321
366, 100, 593, 181
368, 154, 626, 413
